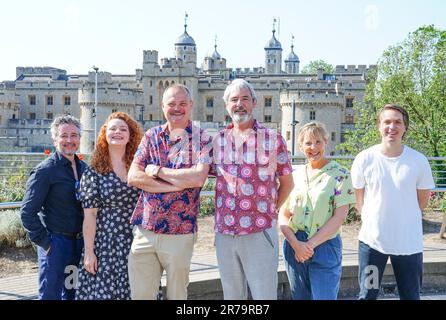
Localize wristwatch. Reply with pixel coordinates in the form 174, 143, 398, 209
153, 165, 160, 178
146, 164, 161, 178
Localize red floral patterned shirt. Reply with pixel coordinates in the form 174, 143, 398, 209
213, 121, 292, 235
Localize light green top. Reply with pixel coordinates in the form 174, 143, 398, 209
285, 161, 356, 238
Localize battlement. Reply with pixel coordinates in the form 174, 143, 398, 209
143, 50, 159, 64
227, 67, 266, 75
160, 58, 183, 68
335, 65, 377, 74
16, 67, 68, 81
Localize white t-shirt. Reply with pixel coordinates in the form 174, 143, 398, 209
351, 144, 435, 255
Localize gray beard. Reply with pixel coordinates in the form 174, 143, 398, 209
232, 113, 252, 124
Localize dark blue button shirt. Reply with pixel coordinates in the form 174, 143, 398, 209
20, 152, 87, 250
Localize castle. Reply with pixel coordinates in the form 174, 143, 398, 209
0, 18, 374, 155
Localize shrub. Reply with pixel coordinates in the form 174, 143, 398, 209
440, 193, 446, 212
0, 210, 33, 249
199, 196, 215, 217
0, 171, 27, 202
344, 206, 360, 225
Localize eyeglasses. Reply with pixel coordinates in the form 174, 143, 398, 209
75, 180, 81, 201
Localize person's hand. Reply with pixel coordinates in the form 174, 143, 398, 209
145, 164, 160, 178
84, 251, 98, 275
293, 241, 314, 263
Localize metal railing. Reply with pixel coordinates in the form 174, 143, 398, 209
1, 152, 445, 185
1, 152, 445, 199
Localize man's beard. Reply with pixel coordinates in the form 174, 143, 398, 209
232, 112, 252, 124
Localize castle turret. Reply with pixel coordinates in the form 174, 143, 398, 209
202, 37, 227, 74
285, 36, 300, 74
175, 14, 197, 67
264, 20, 282, 74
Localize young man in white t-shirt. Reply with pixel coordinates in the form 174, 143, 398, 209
351, 104, 435, 300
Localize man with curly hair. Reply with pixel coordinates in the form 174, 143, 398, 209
21, 115, 87, 300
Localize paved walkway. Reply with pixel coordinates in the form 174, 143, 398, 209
1, 242, 446, 300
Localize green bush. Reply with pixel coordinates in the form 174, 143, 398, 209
0, 210, 33, 249
202, 177, 216, 191
199, 196, 215, 217
344, 206, 360, 225
0, 171, 27, 202
440, 193, 446, 212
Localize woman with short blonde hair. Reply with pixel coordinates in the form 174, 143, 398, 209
279, 121, 355, 300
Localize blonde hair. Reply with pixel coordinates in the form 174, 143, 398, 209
298, 121, 329, 146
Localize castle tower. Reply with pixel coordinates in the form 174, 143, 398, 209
285, 36, 300, 74
174, 13, 197, 67
264, 20, 282, 74
202, 36, 227, 74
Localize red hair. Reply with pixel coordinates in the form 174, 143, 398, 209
90, 112, 143, 174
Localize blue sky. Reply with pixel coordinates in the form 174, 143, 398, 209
0, 0, 445, 80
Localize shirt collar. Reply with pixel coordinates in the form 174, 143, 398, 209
224, 119, 261, 132
160, 120, 193, 136
55, 151, 80, 167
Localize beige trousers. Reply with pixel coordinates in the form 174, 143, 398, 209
128, 226, 195, 300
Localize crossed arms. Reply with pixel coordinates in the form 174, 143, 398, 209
127, 163, 210, 193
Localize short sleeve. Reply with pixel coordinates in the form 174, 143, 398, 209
194, 128, 214, 165
79, 167, 101, 209
276, 134, 293, 177
350, 154, 365, 189
132, 132, 151, 170
334, 172, 356, 209
417, 156, 435, 190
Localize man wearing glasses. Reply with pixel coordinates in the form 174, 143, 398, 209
21, 115, 87, 300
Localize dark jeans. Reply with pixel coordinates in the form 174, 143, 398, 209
37, 232, 83, 300
283, 231, 342, 300
358, 241, 423, 300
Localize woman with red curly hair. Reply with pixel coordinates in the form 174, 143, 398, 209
76, 112, 142, 300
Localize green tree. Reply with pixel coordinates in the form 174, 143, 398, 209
301, 60, 334, 74
339, 25, 446, 158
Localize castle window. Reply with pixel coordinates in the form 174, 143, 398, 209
46, 96, 53, 106
264, 115, 272, 123
47, 112, 53, 120
149, 114, 153, 121
345, 114, 354, 123
346, 97, 354, 108
112, 108, 118, 113
29, 95, 36, 105
149, 95, 153, 105
29, 113, 36, 120
150, 80, 153, 87
64, 96, 71, 106
206, 97, 214, 108
310, 110, 316, 120
264, 97, 272, 107
206, 115, 213, 122
331, 132, 336, 142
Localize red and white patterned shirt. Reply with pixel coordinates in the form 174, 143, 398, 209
212, 121, 292, 235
